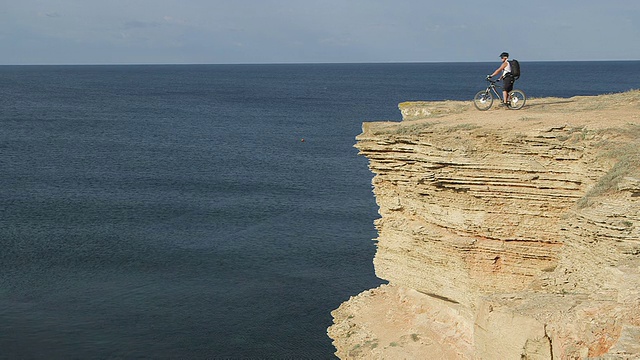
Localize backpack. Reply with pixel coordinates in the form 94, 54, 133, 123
509, 59, 520, 79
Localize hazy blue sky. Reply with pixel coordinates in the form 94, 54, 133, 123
2, 0, 639, 64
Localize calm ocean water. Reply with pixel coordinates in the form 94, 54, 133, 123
0, 61, 638, 359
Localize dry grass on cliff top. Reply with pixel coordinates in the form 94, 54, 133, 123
369, 90, 640, 138
389, 89, 640, 133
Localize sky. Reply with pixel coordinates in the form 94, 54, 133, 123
1, 0, 639, 65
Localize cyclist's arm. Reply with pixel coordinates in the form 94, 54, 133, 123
490, 62, 508, 78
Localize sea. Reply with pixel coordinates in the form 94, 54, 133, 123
0, 61, 638, 359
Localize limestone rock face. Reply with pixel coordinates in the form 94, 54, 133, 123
329, 92, 640, 359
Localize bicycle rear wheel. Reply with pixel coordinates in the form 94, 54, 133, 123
508, 90, 526, 110
473, 90, 493, 111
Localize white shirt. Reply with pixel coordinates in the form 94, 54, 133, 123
503, 60, 512, 77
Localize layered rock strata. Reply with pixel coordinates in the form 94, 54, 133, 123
329, 91, 640, 359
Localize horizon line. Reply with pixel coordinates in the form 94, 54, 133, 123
1, 59, 638, 67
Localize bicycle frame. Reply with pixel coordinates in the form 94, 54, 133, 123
485, 79, 505, 99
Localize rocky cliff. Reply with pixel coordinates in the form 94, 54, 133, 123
328, 91, 640, 359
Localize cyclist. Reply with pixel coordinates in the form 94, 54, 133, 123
487, 52, 514, 106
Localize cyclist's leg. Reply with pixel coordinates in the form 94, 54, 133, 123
503, 76, 514, 104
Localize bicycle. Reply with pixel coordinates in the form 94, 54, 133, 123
473, 78, 526, 110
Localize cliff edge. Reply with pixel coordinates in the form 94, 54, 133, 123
329, 91, 640, 359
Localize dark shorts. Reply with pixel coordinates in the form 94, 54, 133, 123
503, 75, 515, 92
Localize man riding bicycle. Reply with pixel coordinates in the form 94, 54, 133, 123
487, 52, 515, 106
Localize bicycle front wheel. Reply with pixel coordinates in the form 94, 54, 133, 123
473, 90, 493, 111
508, 90, 526, 110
